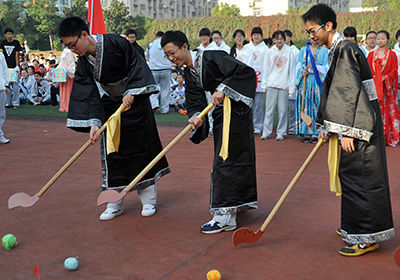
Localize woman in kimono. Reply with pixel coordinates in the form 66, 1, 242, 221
295, 40, 329, 143
303, 4, 393, 256
161, 30, 257, 234
58, 17, 170, 221
367, 30, 399, 147
55, 45, 76, 112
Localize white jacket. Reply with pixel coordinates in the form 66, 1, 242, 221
261, 44, 296, 94
0, 52, 9, 91
216, 41, 231, 54
234, 44, 254, 66
198, 41, 218, 51
248, 41, 269, 68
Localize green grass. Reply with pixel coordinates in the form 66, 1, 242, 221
6, 104, 188, 125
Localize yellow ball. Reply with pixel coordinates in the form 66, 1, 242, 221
207, 270, 221, 280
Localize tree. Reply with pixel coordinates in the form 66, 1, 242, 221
286, 3, 315, 14
104, 0, 133, 34
211, 3, 241, 17
362, 0, 400, 10
129, 15, 153, 40
26, 0, 63, 50
63, 0, 88, 21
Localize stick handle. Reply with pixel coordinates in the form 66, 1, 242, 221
260, 138, 323, 233
301, 74, 307, 114
123, 103, 214, 193
36, 104, 127, 197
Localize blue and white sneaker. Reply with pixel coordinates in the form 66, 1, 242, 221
200, 220, 237, 234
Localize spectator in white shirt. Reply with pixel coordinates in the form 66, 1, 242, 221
146, 31, 172, 113
0, 51, 10, 144
198, 28, 218, 51
261, 30, 296, 141
28, 72, 51, 105
230, 29, 253, 65
18, 68, 34, 103
248, 27, 269, 134
361, 31, 378, 57
211, 30, 230, 53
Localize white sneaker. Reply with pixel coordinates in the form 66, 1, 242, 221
0, 136, 10, 144
99, 199, 124, 221
141, 204, 156, 217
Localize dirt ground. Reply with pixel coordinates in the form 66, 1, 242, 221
1, 117, 399, 280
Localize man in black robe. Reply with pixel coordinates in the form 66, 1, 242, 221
58, 17, 170, 221
161, 31, 257, 234
303, 4, 394, 256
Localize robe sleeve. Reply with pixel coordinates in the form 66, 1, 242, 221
205, 51, 256, 108
66, 57, 104, 133
184, 67, 209, 144
116, 36, 158, 96
317, 42, 376, 142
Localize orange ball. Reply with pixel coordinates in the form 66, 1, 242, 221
207, 270, 221, 280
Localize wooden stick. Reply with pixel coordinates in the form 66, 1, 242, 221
36, 104, 126, 197
260, 139, 324, 232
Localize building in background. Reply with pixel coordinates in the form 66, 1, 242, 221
55, 0, 72, 14
219, 0, 364, 16
101, 0, 218, 18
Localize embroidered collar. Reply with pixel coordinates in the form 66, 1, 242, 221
328, 31, 344, 65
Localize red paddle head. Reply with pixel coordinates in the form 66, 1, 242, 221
232, 228, 264, 247
8, 193, 40, 209
394, 247, 400, 267
97, 190, 126, 206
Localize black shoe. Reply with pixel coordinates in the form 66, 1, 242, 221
301, 137, 310, 143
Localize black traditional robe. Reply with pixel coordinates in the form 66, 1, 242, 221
185, 49, 257, 215
67, 34, 170, 191
317, 33, 394, 244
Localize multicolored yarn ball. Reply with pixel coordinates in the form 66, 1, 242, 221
2, 234, 17, 250
64, 257, 79, 271
207, 269, 221, 280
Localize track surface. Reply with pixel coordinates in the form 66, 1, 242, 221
1, 117, 399, 279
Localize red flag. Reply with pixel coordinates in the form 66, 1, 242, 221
34, 265, 40, 279
88, 0, 106, 35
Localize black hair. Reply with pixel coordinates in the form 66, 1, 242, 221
38, 64, 45, 68
396, 30, 400, 40
156, 31, 164, 37
199, 27, 211, 37
301, 3, 337, 30
343, 26, 357, 41
272, 30, 286, 41
161, 30, 190, 49
263, 38, 273, 47
283, 29, 293, 37
126, 29, 137, 36
251, 27, 263, 36
230, 29, 249, 57
4, 28, 14, 35
20, 68, 28, 73
58, 17, 89, 38
49, 59, 56, 65
28, 65, 35, 72
211, 30, 222, 37
366, 31, 377, 38
377, 30, 390, 40
32, 59, 39, 64
34, 72, 42, 77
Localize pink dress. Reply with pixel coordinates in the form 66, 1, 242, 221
56, 48, 75, 112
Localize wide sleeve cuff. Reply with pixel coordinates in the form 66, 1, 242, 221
124, 84, 159, 96
324, 120, 373, 142
216, 83, 254, 108
66, 118, 102, 128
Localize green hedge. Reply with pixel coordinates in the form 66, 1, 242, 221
138, 10, 400, 49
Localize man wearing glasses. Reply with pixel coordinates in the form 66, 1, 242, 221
303, 4, 393, 256
58, 17, 170, 221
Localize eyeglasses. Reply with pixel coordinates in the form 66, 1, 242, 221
164, 47, 179, 59
64, 33, 82, 49
306, 24, 325, 37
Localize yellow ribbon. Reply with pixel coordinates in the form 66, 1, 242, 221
219, 95, 231, 161
106, 104, 130, 155
328, 134, 342, 196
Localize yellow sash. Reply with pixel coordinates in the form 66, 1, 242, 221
328, 134, 342, 196
106, 105, 130, 155
219, 95, 231, 161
